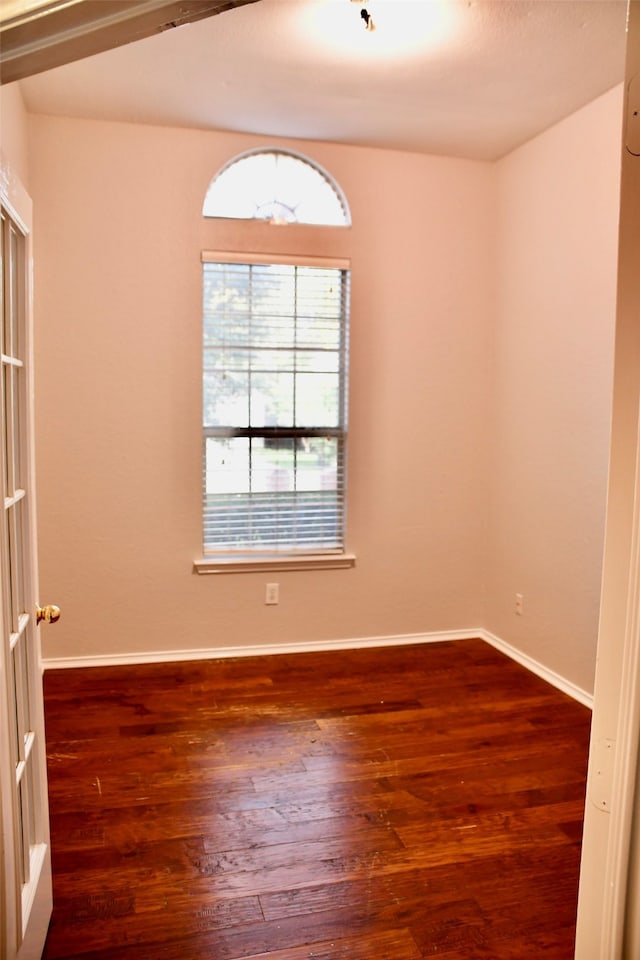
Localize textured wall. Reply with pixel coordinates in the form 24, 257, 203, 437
0, 83, 30, 188
28, 116, 493, 661
485, 85, 622, 693
3, 86, 622, 691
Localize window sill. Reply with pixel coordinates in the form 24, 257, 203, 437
194, 553, 356, 575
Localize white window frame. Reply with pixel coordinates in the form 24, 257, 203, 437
202, 148, 351, 227
195, 251, 355, 575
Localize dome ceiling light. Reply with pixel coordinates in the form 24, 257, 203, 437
352, 0, 376, 32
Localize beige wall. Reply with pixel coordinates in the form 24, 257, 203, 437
28, 114, 494, 660
1, 82, 623, 689
0, 82, 30, 188
485, 85, 622, 694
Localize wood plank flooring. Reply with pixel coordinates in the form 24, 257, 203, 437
41, 639, 591, 959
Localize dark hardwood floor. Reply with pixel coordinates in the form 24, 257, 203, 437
41, 638, 591, 959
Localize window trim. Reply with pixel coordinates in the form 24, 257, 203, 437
194, 552, 356, 575
202, 148, 351, 227
199, 250, 352, 570
201, 251, 350, 270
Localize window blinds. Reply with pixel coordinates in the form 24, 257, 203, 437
202, 256, 350, 555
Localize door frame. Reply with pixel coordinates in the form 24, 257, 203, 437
574, 5, 640, 956
0, 153, 53, 960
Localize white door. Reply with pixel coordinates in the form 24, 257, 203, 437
0, 163, 55, 958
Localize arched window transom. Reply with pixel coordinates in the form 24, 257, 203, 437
202, 149, 350, 226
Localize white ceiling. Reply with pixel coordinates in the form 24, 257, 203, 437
16, 0, 629, 161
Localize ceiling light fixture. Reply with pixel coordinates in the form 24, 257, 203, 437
351, 0, 375, 32
360, 7, 375, 31
302, 1, 462, 61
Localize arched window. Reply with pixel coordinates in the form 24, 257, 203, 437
198, 150, 353, 570
202, 149, 350, 226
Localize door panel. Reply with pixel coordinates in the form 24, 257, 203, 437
0, 164, 52, 959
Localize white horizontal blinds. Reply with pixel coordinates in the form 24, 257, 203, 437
203, 258, 349, 554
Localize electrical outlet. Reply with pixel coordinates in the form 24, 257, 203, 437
265, 582, 279, 605
515, 593, 524, 616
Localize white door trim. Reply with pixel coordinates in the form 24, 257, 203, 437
575, 8, 640, 955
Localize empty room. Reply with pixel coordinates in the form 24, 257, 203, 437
1, 1, 639, 957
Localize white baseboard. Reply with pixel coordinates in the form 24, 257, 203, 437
42, 627, 593, 709
41, 629, 479, 670
478, 629, 593, 709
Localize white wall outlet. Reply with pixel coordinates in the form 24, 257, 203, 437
515, 593, 524, 616
265, 582, 279, 605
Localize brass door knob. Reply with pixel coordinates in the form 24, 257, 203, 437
36, 604, 61, 625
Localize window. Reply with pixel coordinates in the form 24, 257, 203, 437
197, 150, 353, 571
202, 149, 350, 226
202, 253, 350, 561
